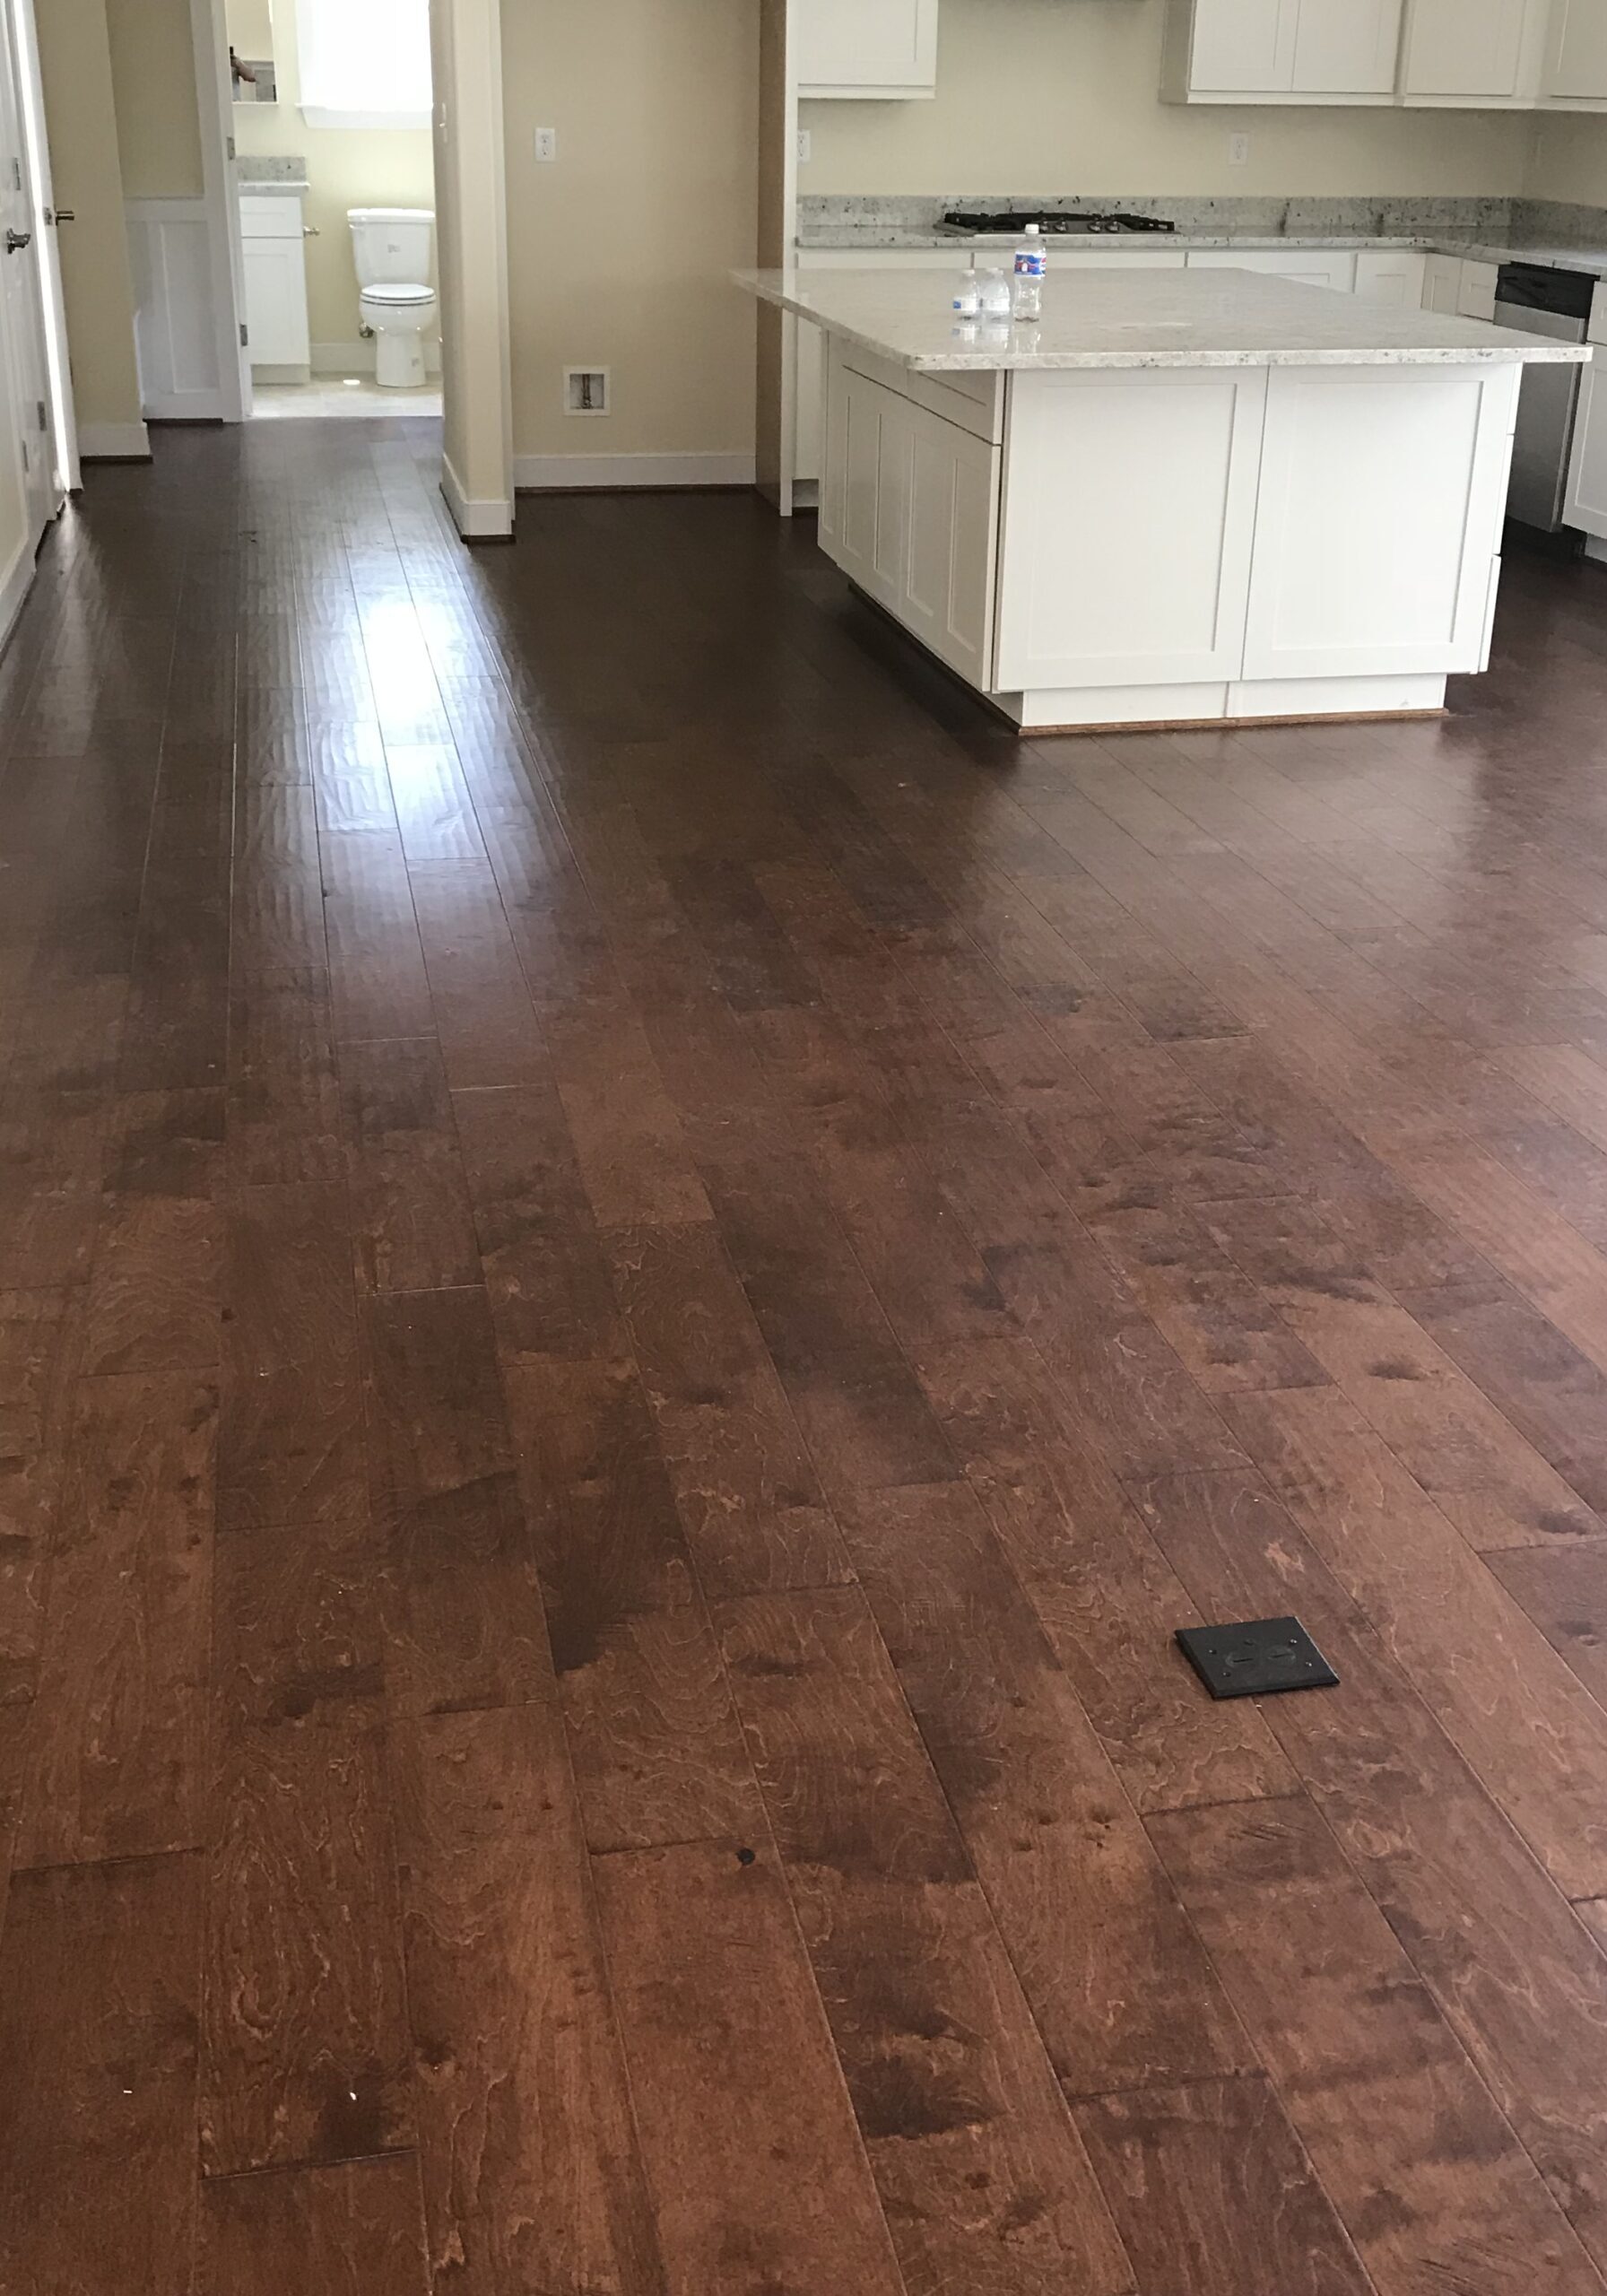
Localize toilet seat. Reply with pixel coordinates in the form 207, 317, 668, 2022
360, 283, 434, 308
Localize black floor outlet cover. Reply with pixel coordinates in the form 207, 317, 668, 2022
1176, 1616, 1340, 1700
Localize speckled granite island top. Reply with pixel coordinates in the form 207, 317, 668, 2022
736, 265, 1592, 373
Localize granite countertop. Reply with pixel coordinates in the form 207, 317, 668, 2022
238, 177, 310, 197
795, 226, 1607, 278
736, 265, 1592, 372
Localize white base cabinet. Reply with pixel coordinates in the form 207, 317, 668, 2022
239, 195, 310, 376
1563, 284, 1607, 540
815, 332, 1521, 733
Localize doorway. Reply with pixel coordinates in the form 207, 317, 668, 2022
217, 0, 441, 422
0, 0, 69, 557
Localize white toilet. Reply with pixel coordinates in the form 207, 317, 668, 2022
348, 207, 437, 389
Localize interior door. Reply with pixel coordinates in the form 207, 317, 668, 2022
0, 0, 57, 544
11, 0, 73, 487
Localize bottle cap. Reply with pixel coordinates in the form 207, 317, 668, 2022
1026, 222, 1041, 235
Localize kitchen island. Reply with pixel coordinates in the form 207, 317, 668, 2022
738, 265, 1590, 732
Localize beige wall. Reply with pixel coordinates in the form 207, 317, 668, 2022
35, 0, 145, 437
802, 0, 1536, 196
230, 0, 436, 352
1528, 116, 1607, 204
104, 0, 204, 199
499, 0, 758, 466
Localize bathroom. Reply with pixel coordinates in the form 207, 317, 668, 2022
225, 0, 439, 416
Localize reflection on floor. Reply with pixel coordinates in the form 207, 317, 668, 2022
252, 375, 443, 420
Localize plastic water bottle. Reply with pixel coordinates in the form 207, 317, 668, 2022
951, 257, 980, 320
978, 264, 1012, 319
1012, 222, 1046, 321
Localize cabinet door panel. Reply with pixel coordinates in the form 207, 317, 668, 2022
1187, 248, 1358, 292
1189, 0, 1295, 91
796, 0, 937, 93
1422, 255, 1464, 313
903, 417, 999, 684
243, 239, 309, 368
1244, 364, 1519, 679
1403, 0, 1534, 97
1292, 0, 1403, 91
1548, 0, 1607, 98
1355, 249, 1429, 308
995, 367, 1267, 691
1565, 359, 1607, 537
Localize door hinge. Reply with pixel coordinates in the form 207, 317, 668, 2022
19, 439, 27, 472
36, 400, 45, 431
239, 322, 248, 347
226, 135, 236, 161
10, 159, 20, 192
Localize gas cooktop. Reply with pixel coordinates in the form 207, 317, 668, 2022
939, 209, 1177, 237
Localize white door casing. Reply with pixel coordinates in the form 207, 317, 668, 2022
0, 0, 57, 546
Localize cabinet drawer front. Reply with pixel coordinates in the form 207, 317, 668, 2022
839, 342, 1003, 444
239, 196, 304, 240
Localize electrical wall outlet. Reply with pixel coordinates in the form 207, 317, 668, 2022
796, 128, 812, 165
534, 126, 559, 162
1229, 132, 1251, 166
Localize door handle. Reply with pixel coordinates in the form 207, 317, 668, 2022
4, 230, 31, 254
46, 208, 74, 225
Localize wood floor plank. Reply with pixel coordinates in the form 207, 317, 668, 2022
197, 2156, 431, 2296
919, 1334, 1298, 1814
1150, 1795, 1603, 2296
1223, 1384, 1607, 1901
1131, 1464, 1607, 2274
19, 1370, 214, 1866
592, 1836, 908, 2296
393, 1703, 669, 2296
1486, 1539, 1607, 1708
452, 1076, 626, 1362
506, 1353, 765, 1852
409, 860, 549, 1091
341, 1036, 481, 1294
837, 1478, 1255, 2097
0, 1853, 201, 2296
1203, 1193, 1603, 1548
717, 1585, 1134, 2296
604, 1215, 849, 1596
365, 1286, 552, 1717
201, 1705, 414, 2174
1073, 2076, 1373, 2296
84, 1090, 224, 1376
214, 1513, 387, 1732
226, 970, 344, 1189
0, 1286, 81, 1707
692, 1113, 959, 1500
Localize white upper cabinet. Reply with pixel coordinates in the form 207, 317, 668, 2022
795, 0, 938, 98
1164, 0, 1403, 100
1168, 0, 1603, 104
1402, 0, 1550, 100
1292, 0, 1403, 91
1545, 0, 1607, 100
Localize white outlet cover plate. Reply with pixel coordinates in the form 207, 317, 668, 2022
534, 127, 558, 161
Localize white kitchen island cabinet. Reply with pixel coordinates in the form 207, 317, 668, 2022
739, 265, 1585, 734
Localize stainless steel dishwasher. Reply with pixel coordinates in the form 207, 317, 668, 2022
1496, 262, 1594, 535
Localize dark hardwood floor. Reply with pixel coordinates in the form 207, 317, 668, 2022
3, 415, 1607, 2292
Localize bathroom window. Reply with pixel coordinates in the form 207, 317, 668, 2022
297, 0, 431, 128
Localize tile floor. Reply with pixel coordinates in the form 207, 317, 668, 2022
251, 375, 442, 420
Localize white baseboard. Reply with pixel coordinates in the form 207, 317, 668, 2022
77, 421, 152, 461
513, 449, 756, 491
0, 536, 34, 659
251, 363, 312, 387
313, 339, 442, 378
441, 453, 513, 540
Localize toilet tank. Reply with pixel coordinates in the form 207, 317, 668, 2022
348, 208, 435, 286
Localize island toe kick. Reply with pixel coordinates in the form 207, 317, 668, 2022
815, 337, 1522, 733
